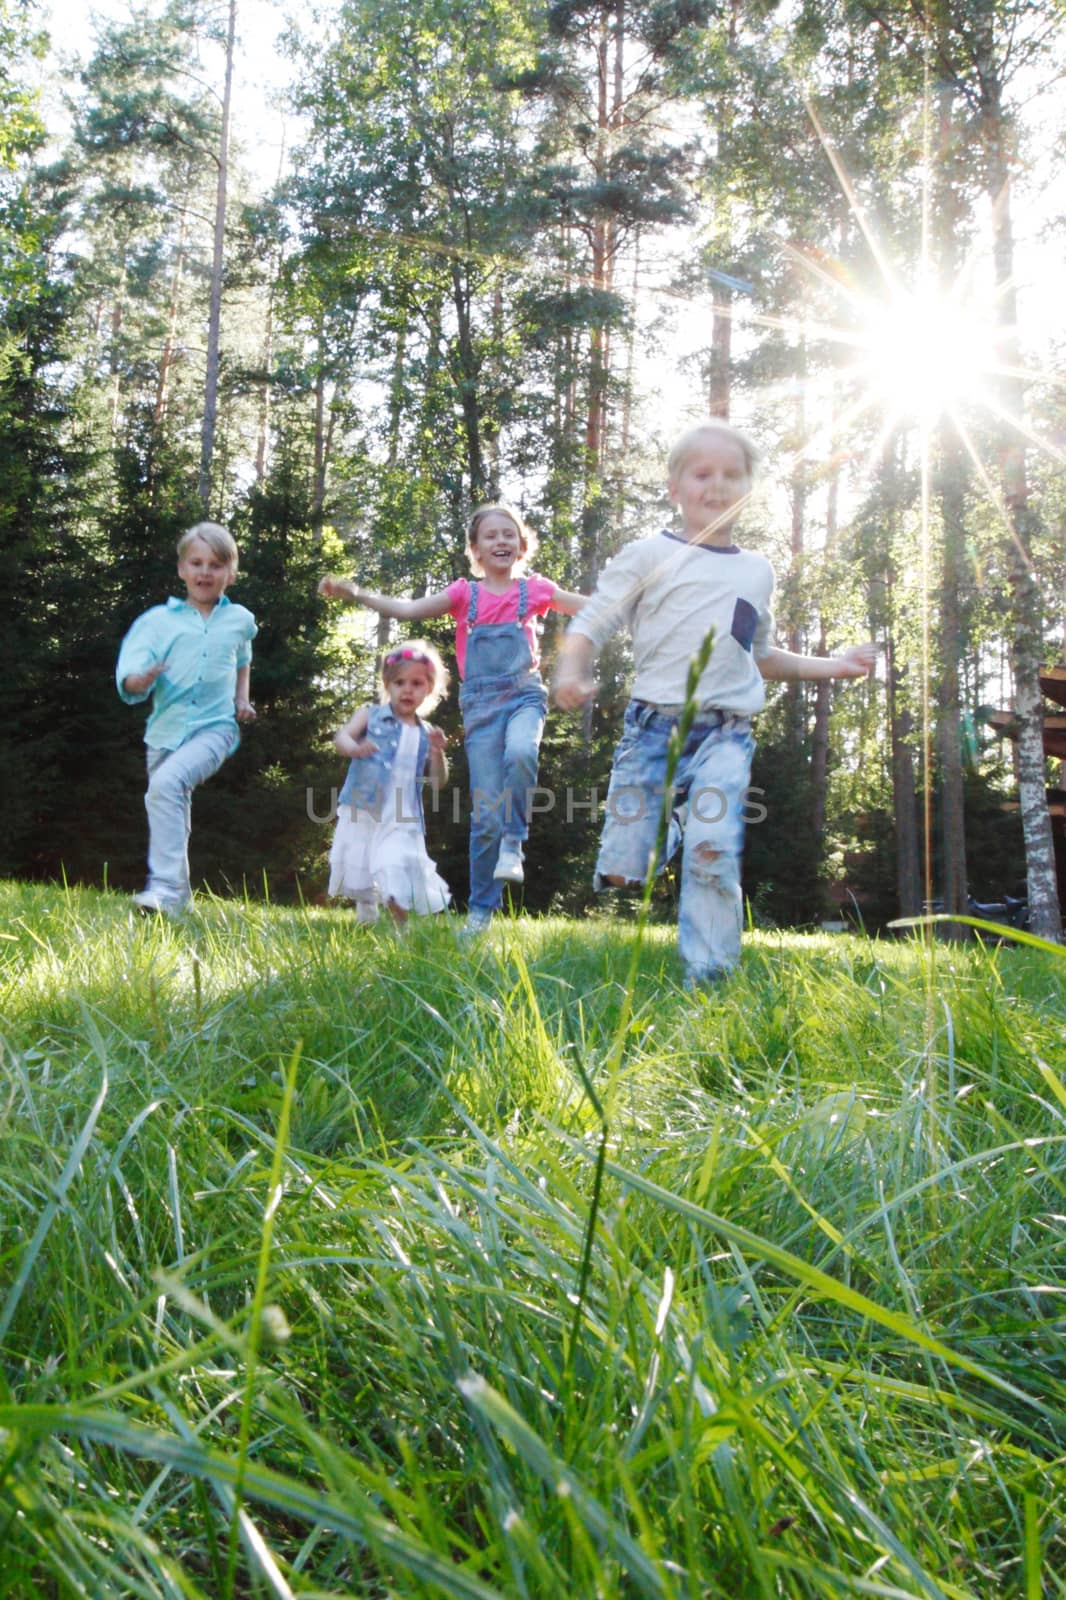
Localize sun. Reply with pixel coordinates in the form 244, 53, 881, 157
855, 284, 1001, 426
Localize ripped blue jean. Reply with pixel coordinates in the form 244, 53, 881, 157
594, 700, 755, 979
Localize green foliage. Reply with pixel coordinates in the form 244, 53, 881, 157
5, 0, 1063, 937
0, 263, 95, 879
746, 711, 827, 926
1, 883, 1064, 1595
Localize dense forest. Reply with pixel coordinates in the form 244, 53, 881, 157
2, 0, 1063, 934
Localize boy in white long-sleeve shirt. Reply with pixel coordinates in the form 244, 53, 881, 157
553, 421, 875, 986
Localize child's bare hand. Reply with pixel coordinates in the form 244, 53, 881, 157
339, 735, 378, 759
235, 697, 256, 723
318, 575, 358, 602
553, 671, 598, 710
123, 661, 167, 696
833, 643, 878, 679
427, 726, 448, 754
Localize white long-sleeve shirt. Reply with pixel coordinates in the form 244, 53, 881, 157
568, 529, 775, 715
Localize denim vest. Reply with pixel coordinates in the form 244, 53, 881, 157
337, 703, 432, 828
461, 578, 538, 691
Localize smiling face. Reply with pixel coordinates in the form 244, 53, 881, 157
385, 661, 436, 721
468, 510, 527, 581
668, 434, 752, 544
178, 536, 234, 613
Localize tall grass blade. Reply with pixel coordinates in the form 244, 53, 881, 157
0, 1069, 108, 1345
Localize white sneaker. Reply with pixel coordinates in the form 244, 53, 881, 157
493, 842, 524, 883
460, 907, 494, 936
355, 899, 380, 925
131, 889, 182, 916
682, 965, 729, 993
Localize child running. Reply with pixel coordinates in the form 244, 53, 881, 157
553, 420, 876, 987
319, 504, 586, 932
116, 521, 257, 916
328, 640, 451, 929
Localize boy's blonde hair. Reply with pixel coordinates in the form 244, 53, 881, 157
380, 638, 450, 715
177, 521, 239, 574
465, 503, 537, 576
666, 421, 759, 482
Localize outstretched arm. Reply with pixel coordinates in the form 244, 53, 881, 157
552, 630, 599, 709
550, 587, 589, 616
758, 642, 877, 682
335, 706, 375, 759
318, 575, 452, 622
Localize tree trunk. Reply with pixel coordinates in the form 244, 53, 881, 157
783, 371, 807, 740
979, 73, 1061, 937
937, 439, 969, 934
810, 622, 831, 841
708, 281, 731, 420
255, 140, 287, 483
154, 196, 188, 429
886, 616, 922, 918
254, 279, 273, 483
451, 260, 484, 500
199, 0, 236, 511
312, 319, 327, 519
706, 0, 738, 418
931, 70, 969, 939
386, 316, 407, 471
810, 399, 839, 839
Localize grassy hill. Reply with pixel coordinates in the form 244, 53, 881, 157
1, 879, 1064, 1598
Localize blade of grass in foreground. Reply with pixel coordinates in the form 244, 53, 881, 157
458, 1373, 672, 1600
890, 912, 1065, 956
0, 1405, 506, 1600
0, 1068, 108, 1345
224, 1042, 301, 1600
565, 629, 716, 1395
586, 1148, 1057, 1419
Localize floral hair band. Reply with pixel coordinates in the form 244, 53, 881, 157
384, 646, 434, 672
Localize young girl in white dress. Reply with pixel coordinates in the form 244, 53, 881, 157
328, 640, 451, 928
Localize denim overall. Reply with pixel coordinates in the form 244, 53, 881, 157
338, 703, 432, 828
459, 578, 549, 911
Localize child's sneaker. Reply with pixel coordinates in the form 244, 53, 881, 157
460, 907, 494, 936
493, 841, 524, 883
683, 965, 729, 994
131, 889, 182, 917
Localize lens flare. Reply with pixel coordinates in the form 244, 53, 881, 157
858, 287, 999, 425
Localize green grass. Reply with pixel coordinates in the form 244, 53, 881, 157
1, 877, 1064, 1598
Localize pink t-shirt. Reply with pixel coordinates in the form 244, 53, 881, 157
445, 574, 559, 678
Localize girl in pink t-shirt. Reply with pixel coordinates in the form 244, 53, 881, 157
318, 504, 586, 931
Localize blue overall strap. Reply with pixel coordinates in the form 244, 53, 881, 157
517, 577, 528, 620
468, 580, 479, 626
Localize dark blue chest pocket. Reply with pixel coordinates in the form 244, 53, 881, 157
731, 598, 758, 652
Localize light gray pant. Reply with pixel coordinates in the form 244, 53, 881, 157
144, 724, 237, 906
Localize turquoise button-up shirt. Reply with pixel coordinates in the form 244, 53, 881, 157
116, 595, 258, 750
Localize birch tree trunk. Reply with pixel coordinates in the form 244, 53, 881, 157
978, 66, 1061, 937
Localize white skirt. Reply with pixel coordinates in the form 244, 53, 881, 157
328, 725, 449, 914
328, 807, 450, 913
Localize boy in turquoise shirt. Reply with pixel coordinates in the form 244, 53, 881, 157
116, 521, 257, 914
